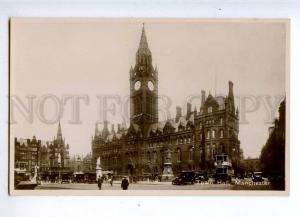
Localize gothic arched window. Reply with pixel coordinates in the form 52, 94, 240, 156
207, 130, 210, 140
177, 148, 181, 162
212, 130, 216, 139
220, 130, 224, 138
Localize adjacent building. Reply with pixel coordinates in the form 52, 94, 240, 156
15, 136, 41, 174
69, 153, 93, 173
14, 122, 71, 180
243, 157, 260, 174
91, 25, 242, 179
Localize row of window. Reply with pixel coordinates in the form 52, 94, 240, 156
176, 148, 194, 162
176, 145, 225, 163
101, 145, 226, 165
206, 129, 224, 139
178, 124, 193, 132
178, 136, 193, 144
199, 118, 223, 128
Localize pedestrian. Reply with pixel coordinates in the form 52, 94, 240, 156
97, 175, 102, 190
121, 176, 129, 190
109, 176, 113, 187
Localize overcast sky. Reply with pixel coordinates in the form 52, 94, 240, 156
10, 18, 287, 158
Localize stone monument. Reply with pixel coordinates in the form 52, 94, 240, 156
161, 149, 174, 181
96, 157, 103, 180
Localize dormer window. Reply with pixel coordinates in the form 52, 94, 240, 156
208, 106, 213, 113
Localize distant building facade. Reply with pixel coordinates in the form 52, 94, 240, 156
14, 122, 71, 179
69, 153, 93, 173
15, 136, 41, 174
92, 25, 242, 178
243, 158, 260, 174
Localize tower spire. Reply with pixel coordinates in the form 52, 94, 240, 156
136, 23, 152, 64
139, 23, 149, 49
57, 121, 62, 141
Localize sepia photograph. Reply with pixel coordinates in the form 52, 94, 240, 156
9, 18, 289, 195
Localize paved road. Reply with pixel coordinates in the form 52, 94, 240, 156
36, 182, 232, 190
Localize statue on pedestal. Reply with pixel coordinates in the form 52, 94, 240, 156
162, 149, 174, 181
96, 157, 103, 180
30, 164, 39, 183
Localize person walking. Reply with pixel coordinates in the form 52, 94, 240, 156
109, 176, 113, 187
121, 176, 129, 190
97, 175, 103, 190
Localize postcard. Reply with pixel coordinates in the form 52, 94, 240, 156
9, 18, 289, 195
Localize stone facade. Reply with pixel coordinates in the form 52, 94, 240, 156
15, 136, 40, 174
14, 122, 71, 178
69, 153, 93, 173
92, 25, 242, 178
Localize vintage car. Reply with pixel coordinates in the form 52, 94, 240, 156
172, 171, 195, 185
252, 172, 264, 182
195, 171, 208, 183
61, 173, 72, 183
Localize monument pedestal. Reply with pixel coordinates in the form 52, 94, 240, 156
96, 166, 102, 180
96, 157, 102, 180
161, 162, 174, 181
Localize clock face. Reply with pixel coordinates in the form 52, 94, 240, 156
134, 81, 141, 90
148, 81, 154, 91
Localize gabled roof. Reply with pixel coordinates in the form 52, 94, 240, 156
215, 95, 226, 108
147, 113, 195, 137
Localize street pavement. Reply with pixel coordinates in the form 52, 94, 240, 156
36, 181, 233, 190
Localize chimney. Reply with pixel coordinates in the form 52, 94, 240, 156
228, 81, 234, 98
111, 124, 115, 134
95, 123, 99, 137
228, 80, 235, 111
176, 106, 182, 122
103, 121, 108, 129
201, 90, 206, 107
186, 102, 192, 118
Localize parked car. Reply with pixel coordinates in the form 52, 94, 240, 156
252, 172, 264, 182
61, 173, 72, 184
172, 171, 195, 185
195, 171, 208, 183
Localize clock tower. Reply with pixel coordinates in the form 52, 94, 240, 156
130, 24, 158, 134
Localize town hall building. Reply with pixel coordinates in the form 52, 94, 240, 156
91, 25, 242, 180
